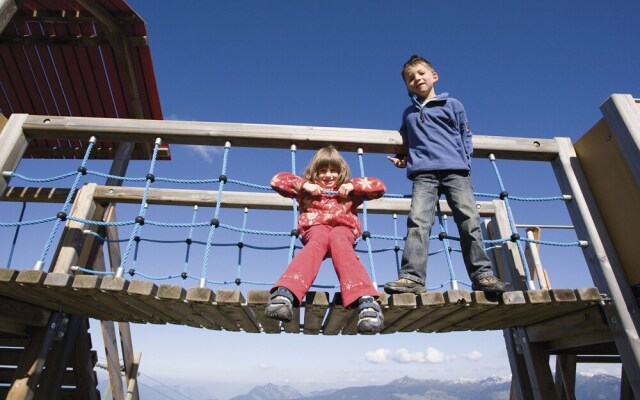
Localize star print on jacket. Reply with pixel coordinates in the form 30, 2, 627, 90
270, 172, 386, 237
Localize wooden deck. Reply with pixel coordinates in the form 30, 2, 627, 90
0, 268, 605, 335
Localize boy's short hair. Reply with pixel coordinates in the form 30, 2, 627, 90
401, 54, 434, 81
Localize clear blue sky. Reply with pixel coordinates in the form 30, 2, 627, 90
4, 0, 640, 398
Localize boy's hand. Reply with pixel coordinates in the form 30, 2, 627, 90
337, 182, 354, 198
387, 155, 407, 168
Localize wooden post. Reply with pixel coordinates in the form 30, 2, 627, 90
0, 0, 19, 34
486, 201, 538, 400
0, 113, 28, 195
599, 94, 640, 184
552, 137, 640, 397
554, 355, 577, 400
6, 312, 66, 400
49, 184, 100, 274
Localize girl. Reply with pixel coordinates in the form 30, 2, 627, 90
265, 146, 386, 334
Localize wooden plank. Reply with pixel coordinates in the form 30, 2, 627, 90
383, 292, 445, 333
126, 280, 196, 326
432, 291, 500, 333
526, 304, 611, 344
124, 352, 142, 400
0, 319, 28, 336
321, 293, 355, 335
302, 291, 329, 335
50, 183, 99, 275
22, 115, 560, 160
184, 288, 230, 331
380, 293, 416, 334
518, 327, 557, 400
0, 296, 50, 327
554, 354, 577, 400
246, 290, 281, 334
409, 290, 472, 333
451, 291, 527, 331
100, 320, 125, 400
215, 290, 260, 333
72, 318, 100, 400
12, 271, 96, 317
42, 273, 122, 321
553, 137, 640, 393
0, 114, 29, 194
282, 306, 301, 334
99, 277, 167, 324
156, 284, 214, 329
5, 312, 66, 400
71, 275, 152, 323
0, 347, 23, 365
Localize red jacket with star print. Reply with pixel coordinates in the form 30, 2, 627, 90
270, 172, 386, 237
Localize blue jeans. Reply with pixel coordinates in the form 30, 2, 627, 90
399, 170, 493, 285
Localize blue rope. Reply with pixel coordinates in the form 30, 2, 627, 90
392, 214, 401, 275
38, 138, 95, 265
6, 202, 27, 268
488, 155, 533, 285
287, 146, 299, 264
201, 144, 230, 281
118, 139, 162, 273
183, 205, 199, 274
236, 209, 248, 281
8, 171, 77, 182
357, 149, 377, 285
437, 211, 457, 287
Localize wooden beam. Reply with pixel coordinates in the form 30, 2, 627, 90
21, 115, 560, 160
553, 137, 640, 397
5, 312, 66, 400
600, 94, 640, 184
0, 296, 50, 327
0, 0, 19, 34
0, 114, 29, 195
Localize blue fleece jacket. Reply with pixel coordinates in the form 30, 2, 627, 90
399, 92, 473, 179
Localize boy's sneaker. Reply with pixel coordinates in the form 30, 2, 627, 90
265, 287, 294, 322
357, 296, 384, 335
471, 276, 507, 294
384, 278, 427, 294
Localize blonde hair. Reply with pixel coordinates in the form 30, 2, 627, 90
304, 146, 351, 186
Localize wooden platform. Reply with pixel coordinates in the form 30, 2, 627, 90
0, 268, 605, 335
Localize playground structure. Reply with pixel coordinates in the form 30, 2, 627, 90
1, 1, 639, 400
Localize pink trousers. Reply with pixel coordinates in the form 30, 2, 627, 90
271, 224, 379, 307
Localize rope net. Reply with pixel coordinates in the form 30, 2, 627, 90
0, 141, 588, 292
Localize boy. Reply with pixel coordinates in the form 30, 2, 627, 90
383, 55, 506, 295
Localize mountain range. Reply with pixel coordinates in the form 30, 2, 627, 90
228, 373, 620, 400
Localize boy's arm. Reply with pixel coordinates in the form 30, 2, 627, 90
457, 105, 473, 159
388, 126, 409, 168
350, 177, 386, 200
270, 172, 306, 198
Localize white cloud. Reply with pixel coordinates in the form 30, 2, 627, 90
394, 348, 427, 363
365, 348, 391, 364
366, 347, 484, 365
465, 350, 482, 361
190, 145, 224, 163
257, 363, 272, 370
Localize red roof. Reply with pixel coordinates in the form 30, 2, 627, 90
0, 0, 169, 159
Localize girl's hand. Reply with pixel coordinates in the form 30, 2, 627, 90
387, 155, 407, 168
302, 181, 323, 196
338, 182, 354, 198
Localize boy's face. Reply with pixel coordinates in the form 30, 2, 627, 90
403, 62, 438, 101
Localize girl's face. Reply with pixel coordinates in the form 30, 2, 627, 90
316, 166, 340, 189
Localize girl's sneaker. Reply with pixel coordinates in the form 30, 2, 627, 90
357, 296, 384, 334
265, 287, 294, 322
